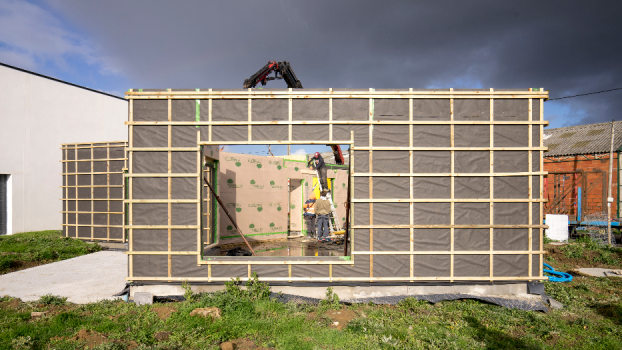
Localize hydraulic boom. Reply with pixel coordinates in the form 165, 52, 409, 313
243, 61, 303, 89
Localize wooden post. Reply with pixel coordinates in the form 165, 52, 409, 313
168, 93, 172, 278
608, 120, 615, 244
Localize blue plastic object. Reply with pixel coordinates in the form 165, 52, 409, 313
543, 263, 573, 283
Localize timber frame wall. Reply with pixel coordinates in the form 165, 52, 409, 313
61, 142, 127, 242
125, 88, 549, 283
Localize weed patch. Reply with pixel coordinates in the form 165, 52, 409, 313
38, 294, 68, 306
0, 230, 101, 274
546, 241, 622, 270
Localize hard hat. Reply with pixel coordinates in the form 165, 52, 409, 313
314, 152, 320, 158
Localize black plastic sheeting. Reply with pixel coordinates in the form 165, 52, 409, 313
341, 294, 549, 312
269, 292, 548, 312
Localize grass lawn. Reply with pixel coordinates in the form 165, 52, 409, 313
0, 230, 101, 275
0, 237, 621, 349
545, 235, 622, 271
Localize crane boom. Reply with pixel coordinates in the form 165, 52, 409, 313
243, 61, 303, 89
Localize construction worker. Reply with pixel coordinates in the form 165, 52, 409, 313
303, 196, 316, 237
308, 152, 329, 192
315, 190, 332, 241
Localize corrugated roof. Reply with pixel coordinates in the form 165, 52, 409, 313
543, 121, 622, 156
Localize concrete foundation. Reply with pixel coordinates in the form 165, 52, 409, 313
130, 283, 530, 299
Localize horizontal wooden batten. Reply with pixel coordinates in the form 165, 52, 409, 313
353, 147, 547, 151
127, 276, 548, 282
129, 94, 547, 100
351, 198, 546, 203
126, 225, 199, 229
61, 224, 124, 228
62, 198, 124, 201
353, 224, 548, 229
353, 172, 547, 177
60, 185, 123, 188
127, 90, 547, 96
126, 251, 199, 255
198, 141, 353, 145
125, 91, 548, 100
62, 172, 124, 176
78, 237, 125, 242
60, 158, 127, 162
124, 199, 199, 204
127, 120, 549, 126
61, 141, 127, 146
351, 250, 546, 255
60, 145, 126, 150
125, 147, 199, 152
125, 173, 199, 178
198, 260, 353, 265
61, 211, 123, 215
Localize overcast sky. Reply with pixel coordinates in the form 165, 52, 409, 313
1, 0, 621, 130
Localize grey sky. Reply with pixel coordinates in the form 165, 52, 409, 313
5, 1, 622, 128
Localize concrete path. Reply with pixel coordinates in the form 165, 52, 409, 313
0, 251, 127, 304
573, 268, 622, 277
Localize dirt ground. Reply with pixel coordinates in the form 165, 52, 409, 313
151, 306, 177, 320
308, 309, 359, 331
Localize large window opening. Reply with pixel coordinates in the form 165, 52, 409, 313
201, 144, 351, 259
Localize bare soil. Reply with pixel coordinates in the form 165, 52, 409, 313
70, 329, 108, 348
151, 306, 177, 320
0, 298, 20, 309
309, 309, 359, 330
325, 309, 358, 330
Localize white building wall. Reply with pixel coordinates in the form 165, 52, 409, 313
0, 64, 127, 234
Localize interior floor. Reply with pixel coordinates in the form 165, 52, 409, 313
204, 236, 346, 257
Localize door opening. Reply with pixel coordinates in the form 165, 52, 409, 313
0, 174, 8, 235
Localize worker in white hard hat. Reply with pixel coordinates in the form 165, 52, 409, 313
307, 152, 329, 192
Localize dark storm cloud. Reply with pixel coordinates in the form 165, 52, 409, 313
44, 0, 622, 126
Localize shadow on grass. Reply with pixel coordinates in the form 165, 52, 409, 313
464, 316, 541, 349
595, 302, 622, 325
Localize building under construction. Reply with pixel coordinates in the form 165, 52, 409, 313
62, 88, 549, 286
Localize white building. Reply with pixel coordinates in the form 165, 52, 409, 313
0, 62, 127, 235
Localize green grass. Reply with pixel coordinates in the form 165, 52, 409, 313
0, 230, 101, 275
1, 276, 622, 349
544, 236, 622, 271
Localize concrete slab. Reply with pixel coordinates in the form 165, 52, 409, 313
408, 283, 528, 296
131, 283, 532, 300
134, 292, 153, 305
0, 251, 127, 304
573, 268, 622, 277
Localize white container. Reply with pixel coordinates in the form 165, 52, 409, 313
545, 214, 569, 242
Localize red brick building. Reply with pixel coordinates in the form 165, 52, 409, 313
543, 121, 622, 220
